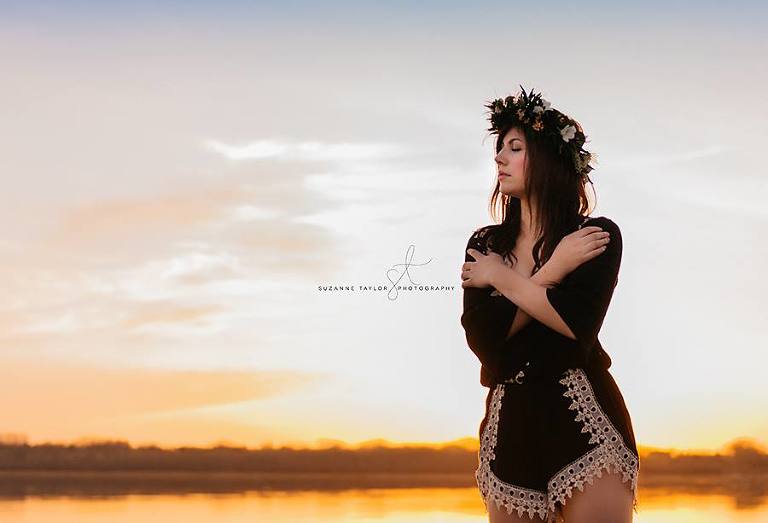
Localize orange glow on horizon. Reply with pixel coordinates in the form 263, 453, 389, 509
12, 435, 765, 459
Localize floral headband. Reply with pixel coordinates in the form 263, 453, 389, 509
484, 85, 594, 180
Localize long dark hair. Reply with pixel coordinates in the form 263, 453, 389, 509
484, 123, 596, 274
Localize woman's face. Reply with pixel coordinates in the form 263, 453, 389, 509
495, 127, 527, 197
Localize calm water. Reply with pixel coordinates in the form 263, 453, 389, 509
0, 486, 767, 522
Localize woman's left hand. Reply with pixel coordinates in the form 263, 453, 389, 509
461, 248, 506, 289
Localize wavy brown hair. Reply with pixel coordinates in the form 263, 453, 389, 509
483, 123, 597, 274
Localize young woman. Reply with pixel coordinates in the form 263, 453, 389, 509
460, 87, 640, 523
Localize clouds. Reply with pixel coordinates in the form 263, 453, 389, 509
0, 361, 325, 446
47, 187, 245, 248
204, 138, 405, 162
119, 303, 226, 331
1, 0, 766, 452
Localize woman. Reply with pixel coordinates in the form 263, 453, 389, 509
460, 86, 640, 523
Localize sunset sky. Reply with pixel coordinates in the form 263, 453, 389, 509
1, 1, 766, 453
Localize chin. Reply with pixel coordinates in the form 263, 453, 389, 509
499, 187, 520, 197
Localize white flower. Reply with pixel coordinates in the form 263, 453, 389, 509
560, 124, 577, 142
532, 98, 552, 114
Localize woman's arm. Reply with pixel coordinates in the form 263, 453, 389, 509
491, 265, 576, 339
491, 217, 623, 348
503, 262, 563, 339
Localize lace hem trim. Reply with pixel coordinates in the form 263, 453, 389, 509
553, 368, 640, 516
475, 368, 640, 522
475, 384, 550, 520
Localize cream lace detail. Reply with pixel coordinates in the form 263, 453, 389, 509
475, 368, 640, 522
475, 384, 550, 520
549, 368, 640, 515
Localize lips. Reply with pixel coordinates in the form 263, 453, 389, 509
498, 173, 511, 178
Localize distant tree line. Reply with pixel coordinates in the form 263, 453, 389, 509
0, 438, 766, 474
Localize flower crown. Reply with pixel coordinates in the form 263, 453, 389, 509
484, 85, 594, 179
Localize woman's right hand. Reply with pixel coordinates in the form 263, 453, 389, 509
549, 226, 611, 278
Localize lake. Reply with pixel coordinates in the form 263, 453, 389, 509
0, 472, 765, 522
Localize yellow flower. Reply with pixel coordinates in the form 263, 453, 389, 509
532, 119, 543, 131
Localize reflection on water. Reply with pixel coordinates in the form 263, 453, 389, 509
0, 476, 766, 522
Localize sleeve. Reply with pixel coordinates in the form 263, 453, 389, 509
545, 217, 623, 354
460, 228, 519, 370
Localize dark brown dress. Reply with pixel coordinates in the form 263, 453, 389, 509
461, 216, 640, 522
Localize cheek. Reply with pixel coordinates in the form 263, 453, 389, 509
514, 152, 527, 168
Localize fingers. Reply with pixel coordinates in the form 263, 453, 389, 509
587, 239, 610, 257
576, 226, 606, 240
582, 230, 611, 248
466, 248, 477, 260
568, 226, 602, 240
583, 245, 608, 262
583, 237, 610, 261
581, 227, 608, 238
585, 233, 610, 247
466, 248, 485, 260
